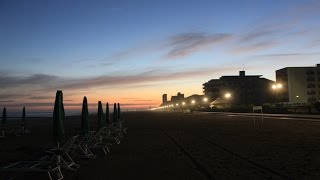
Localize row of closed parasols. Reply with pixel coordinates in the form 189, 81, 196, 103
0, 90, 127, 180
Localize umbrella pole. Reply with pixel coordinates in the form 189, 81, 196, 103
57, 142, 61, 169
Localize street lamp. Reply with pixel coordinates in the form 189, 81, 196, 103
203, 97, 208, 102
182, 102, 186, 105
224, 93, 231, 99
176, 103, 179, 106
191, 100, 196, 104
272, 83, 282, 102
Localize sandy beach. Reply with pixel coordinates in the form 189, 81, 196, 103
1, 111, 320, 179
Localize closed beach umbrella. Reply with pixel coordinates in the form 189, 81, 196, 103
53, 90, 65, 143
117, 103, 121, 120
2, 107, 6, 126
97, 101, 104, 129
113, 103, 117, 123
106, 103, 110, 125
81, 96, 89, 135
22, 107, 26, 127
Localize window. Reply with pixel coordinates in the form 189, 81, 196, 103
307, 83, 316, 88
307, 70, 315, 75
307, 91, 316, 95
308, 98, 316, 102
307, 77, 315, 82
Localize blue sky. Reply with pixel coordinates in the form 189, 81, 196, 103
0, 0, 320, 110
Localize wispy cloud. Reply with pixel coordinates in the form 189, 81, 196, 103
0, 74, 59, 89
230, 41, 278, 54
0, 100, 15, 103
28, 96, 53, 100
255, 52, 320, 58
165, 32, 232, 59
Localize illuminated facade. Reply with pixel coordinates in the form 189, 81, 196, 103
276, 64, 320, 104
203, 71, 275, 105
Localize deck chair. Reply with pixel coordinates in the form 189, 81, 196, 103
69, 132, 96, 159
0, 136, 79, 180
45, 136, 80, 171
91, 129, 114, 156
0, 158, 63, 180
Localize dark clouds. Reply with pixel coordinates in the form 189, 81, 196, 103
166, 32, 232, 59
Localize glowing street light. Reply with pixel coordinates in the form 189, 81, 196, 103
224, 93, 231, 99
272, 83, 282, 90
272, 83, 282, 102
176, 103, 179, 106
191, 100, 196, 104
182, 102, 186, 105
203, 97, 208, 102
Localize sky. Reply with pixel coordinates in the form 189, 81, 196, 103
0, 0, 320, 112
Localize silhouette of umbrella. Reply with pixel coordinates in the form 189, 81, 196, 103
113, 103, 117, 123
117, 103, 121, 120
97, 101, 104, 129
2, 107, 6, 127
106, 103, 110, 125
81, 96, 89, 135
53, 90, 65, 144
22, 107, 26, 129
2, 107, 6, 136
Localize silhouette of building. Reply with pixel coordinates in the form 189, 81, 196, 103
162, 94, 167, 104
276, 64, 320, 104
203, 71, 274, 105
171, 92, 184, 101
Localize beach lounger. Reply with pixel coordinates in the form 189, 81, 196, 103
46, 136, 80, 171
0, 158, 63, 180
70, 132, 96, 159
0, 135, 81, 180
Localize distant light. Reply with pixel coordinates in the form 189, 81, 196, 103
203, 97, 208, 102
277, 83, 282, 88
182, 102, 186, 105
191, 100, 196, 104
225, 93, 231, 99
296, 95, 299, 98
272, 85, 277, 89
176, 103, 179, 106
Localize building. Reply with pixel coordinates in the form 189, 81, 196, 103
203, 71, 275, 105
276, 64, 320, 104
162, 94, 167, 104
171, 92, 184, 101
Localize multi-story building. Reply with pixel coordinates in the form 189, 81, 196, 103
276, 64, 320, 104
162, 94, 167, 104
203, 71, 275, 105
171, 92, 184, 101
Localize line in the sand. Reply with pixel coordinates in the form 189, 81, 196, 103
161, 129, 216, 180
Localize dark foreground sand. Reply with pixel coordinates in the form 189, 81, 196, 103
1, 111, 320, 179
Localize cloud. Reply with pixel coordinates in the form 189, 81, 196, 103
0, 73, 59, 89
0, 65, 238, 94
0, 100, 15, 103
254, 52, 320, 58
0, 94, 27, 99
240, 29, 276, 42
165, 32, 232, 59
28, 96, 53, 100
120, 98, 153, 102
230, 41, 278, 54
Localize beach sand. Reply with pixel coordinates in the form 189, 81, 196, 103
1, 111, 320, 179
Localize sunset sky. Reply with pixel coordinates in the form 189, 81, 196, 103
1, 0, 320, 112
